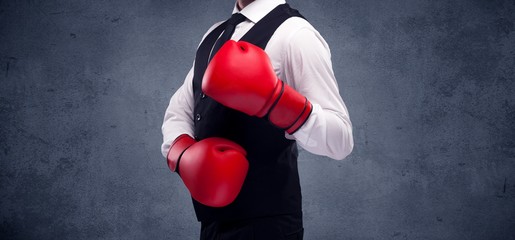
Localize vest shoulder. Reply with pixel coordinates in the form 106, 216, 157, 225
199, 21, 224, 44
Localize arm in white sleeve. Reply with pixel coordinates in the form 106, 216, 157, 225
161, 22, 225, 158
283, 27, 354, 160
161, 65, 195, 158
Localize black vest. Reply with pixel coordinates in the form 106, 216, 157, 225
191, 4, 305, 222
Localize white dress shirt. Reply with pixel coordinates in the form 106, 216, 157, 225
162, 0, 353, 160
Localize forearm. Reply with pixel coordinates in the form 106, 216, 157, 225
292, 104, 353, 160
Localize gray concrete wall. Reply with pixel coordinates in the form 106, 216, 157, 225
1, 0, 514, 239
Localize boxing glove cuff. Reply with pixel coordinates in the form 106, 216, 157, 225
167, 134, 196, 173
268, 81, 313, 134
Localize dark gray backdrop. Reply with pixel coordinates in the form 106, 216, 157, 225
1, 0, 514, 239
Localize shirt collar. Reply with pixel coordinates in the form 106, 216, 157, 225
232, 0, 286, 23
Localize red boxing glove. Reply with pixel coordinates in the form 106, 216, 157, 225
202, 40, 312, 134
167, 134, 248, 207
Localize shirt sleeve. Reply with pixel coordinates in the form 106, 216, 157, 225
161, 65, 195, 157
161, 22, 224, 158
283, 27, 354, 160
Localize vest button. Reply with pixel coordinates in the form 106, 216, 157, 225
201, 93, 206, 99
196, 114, 201, 121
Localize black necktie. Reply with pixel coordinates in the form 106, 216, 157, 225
209, 13, 247, 62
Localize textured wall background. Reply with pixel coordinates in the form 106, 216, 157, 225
1, 0, 514, 239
